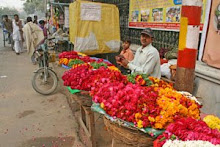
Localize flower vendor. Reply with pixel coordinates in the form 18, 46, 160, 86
119, 28, 161, 78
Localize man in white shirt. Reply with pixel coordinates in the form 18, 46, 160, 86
12, 14, 24, 55
120, 28, 161, 79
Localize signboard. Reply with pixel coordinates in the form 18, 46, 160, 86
81, 3, 101, 21
129, 0, 207, 31
64, 7, 69, 28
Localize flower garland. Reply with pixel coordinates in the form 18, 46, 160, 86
153, 88, 201, 129
203, 115, 220, 131
157, 118, 220, 146
177, 91, 201, 105
163, 140, 220, 147
149, 77, 173, 89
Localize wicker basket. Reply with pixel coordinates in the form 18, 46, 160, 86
103, 116, 153, 147
71, 93, 92, 107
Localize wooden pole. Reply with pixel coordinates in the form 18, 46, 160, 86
174, 0, 202, 93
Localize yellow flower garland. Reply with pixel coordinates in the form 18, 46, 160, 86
203, 115, 220, 131
152, 87, 200, 129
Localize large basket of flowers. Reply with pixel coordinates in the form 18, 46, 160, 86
103, 116, 153, 147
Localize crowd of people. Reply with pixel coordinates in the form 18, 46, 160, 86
2, 14, 46, 55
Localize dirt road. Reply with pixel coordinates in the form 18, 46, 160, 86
0, 30, 82, 147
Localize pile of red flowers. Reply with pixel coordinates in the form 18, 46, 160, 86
89, 67, 127, 95
62, 65, 127, 92
92, 82, 161, 128
62, 64, 93, 91
79, 56, 96, 63
59, 51, 80, 59
157, 117, 220, 146
60, 51, 202, 131
59, 51, 113, 65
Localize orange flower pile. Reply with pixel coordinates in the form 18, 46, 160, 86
151, 87, 200, 129
108, 66, 120, 71
59, 58, 69, 65
149, 77, 173, 89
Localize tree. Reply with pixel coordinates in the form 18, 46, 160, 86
23, 0, 45, 15
0, 7, 19, 19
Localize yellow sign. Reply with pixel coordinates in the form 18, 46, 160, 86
129, 0, 207, 30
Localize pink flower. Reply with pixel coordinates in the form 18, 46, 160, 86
157, 118, 220, 146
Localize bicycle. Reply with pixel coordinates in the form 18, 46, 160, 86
2, 29, 13, 48
32, 38, 58, 95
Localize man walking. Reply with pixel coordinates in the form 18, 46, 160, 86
12, 14, 24, 55
2, 15, 13, 46
33, 15, 38, 24
23, 17, 44, 57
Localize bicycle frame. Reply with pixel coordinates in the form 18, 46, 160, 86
36, 42, 50, 83
43, 53, 48, 83
32, 37, 58, 95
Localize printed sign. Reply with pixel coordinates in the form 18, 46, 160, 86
129, 0, 207, 31
81, 3, 101, 21
64, 7, 69, 28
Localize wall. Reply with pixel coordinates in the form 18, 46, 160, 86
194, 61, 220, 117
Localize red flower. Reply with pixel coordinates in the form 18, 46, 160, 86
157, 118, 220, 146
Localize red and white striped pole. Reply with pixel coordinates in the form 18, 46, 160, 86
174, 0, 202, 93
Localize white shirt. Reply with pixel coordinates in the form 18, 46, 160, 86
12, 20, 21, 41
128, 44, 161, 79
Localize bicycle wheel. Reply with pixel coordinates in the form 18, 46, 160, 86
32, 68, 58, 95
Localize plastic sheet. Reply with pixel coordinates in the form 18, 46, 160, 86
67, 86, 81, 94
69, 1, 120, 55
62, 64, 71, 69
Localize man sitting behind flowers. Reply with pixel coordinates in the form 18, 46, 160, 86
118, 28, 161, 79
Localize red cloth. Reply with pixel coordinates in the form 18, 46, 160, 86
160, 58, 168, 65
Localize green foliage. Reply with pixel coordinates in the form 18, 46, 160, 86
68, 59, 84, 67
0, 7, 19, 19
126, 73, 137, 84
23, 0, 45, 15
90, 62, 107, 69
126, 73, 153, 86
